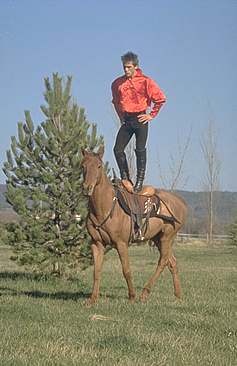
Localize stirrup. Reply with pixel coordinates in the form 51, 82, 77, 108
134, 228, 145, 241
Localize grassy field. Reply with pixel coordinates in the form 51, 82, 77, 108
0, 243, 236, 366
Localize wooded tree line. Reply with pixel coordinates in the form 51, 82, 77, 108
1, 74, 236, 275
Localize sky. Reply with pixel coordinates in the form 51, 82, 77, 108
0, 0, 236, 191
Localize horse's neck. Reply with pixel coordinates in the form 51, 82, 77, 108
90, 171, 114, 217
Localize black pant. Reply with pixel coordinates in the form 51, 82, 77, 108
113, 113, 148, 154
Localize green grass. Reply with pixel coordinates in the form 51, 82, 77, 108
0, 243, 236, 366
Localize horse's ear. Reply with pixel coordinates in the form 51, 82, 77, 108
97, 145, 104, 159
81, 148, 88, 157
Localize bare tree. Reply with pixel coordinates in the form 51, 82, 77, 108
157, 128, 192, 191
200, 119, 221, 246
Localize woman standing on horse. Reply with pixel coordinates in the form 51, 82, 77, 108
112, 51, 166, 192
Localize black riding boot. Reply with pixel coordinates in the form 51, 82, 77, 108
134, 149, 146, 193
114, 150, 130, 181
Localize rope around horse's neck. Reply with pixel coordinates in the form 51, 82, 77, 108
91, 195, 118, 230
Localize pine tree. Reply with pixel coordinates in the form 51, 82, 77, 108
3, 73, 104, 275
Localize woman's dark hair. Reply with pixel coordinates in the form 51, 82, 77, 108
121, 52, 139, 66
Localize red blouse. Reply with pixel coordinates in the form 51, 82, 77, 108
111, 68, 166, 119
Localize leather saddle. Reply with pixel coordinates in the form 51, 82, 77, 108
121, 179, 156, 196
116, 186, 160, 219
115, 185, 159, 241
113, 179, 178, 241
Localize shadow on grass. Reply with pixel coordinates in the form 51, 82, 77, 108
0, 271, 144, 301
0, 271, 58, 282
0, 271, 90, 301
0, 285, 90, 301
25, 289, 90, 301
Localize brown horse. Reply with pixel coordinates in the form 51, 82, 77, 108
81, 146, 187, 305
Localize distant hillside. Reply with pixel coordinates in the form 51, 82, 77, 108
176, 190, 237, 234
0, 184, 236, 233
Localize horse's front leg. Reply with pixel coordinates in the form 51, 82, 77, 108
87, 241, 104, 306
116, 241, 136, 303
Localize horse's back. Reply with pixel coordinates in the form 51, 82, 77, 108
156, 189, 188, 224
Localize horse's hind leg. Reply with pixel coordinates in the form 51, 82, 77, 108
116, 241, 136, 303
167, 254, 181, 299
140, 228, 175, 302
87, 241, 104, 306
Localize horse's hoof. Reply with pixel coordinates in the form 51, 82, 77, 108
140, 288, 150, 303
85, 297, 97, 307
129, 296, 136, 304
140, 295, 147, 303
174, 294, 182, 301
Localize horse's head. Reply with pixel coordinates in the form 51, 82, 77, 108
81, 145, 104, 196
